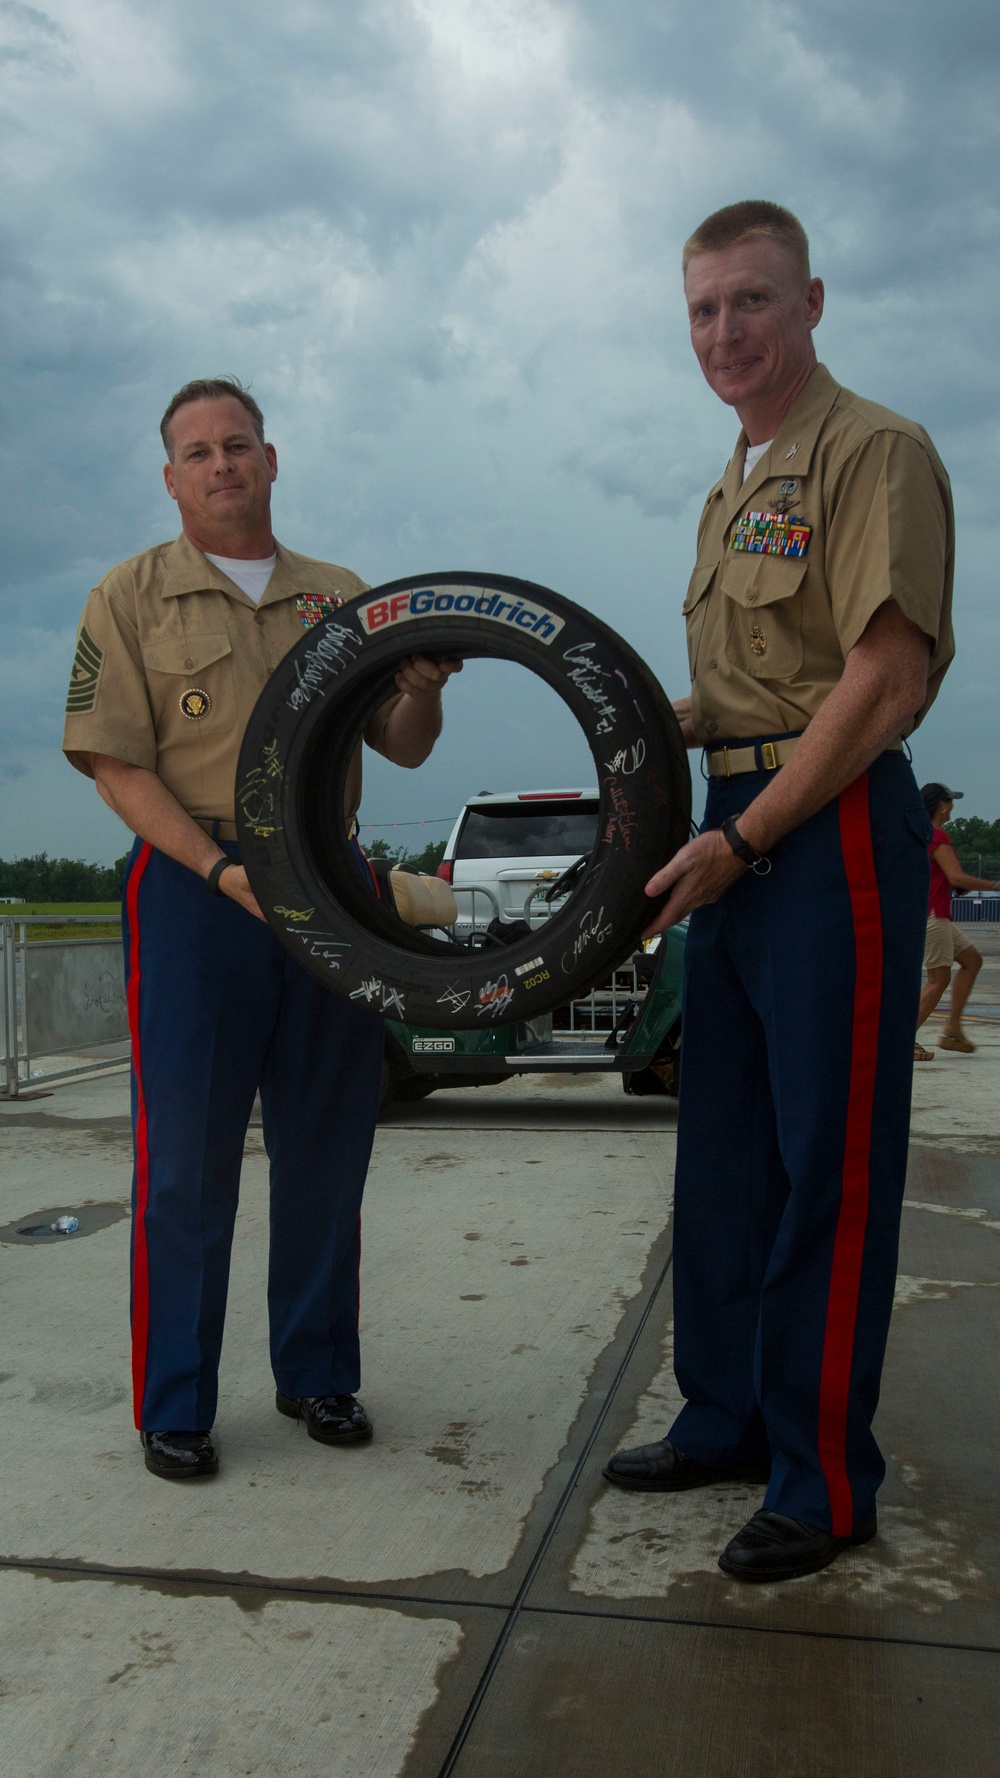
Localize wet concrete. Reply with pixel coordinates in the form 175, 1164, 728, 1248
1, 1034, 997, 1775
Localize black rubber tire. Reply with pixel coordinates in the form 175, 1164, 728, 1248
237, 571, 690, 1028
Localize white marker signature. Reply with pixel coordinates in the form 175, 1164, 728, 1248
350, 975, 406, 1017
561, 906, 613, 974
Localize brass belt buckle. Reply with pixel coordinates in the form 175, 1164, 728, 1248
760, 741, 777, 771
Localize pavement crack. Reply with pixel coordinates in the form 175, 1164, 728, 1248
430, 1242, 675, 1778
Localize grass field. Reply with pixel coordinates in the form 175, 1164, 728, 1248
0, 903, 121, 942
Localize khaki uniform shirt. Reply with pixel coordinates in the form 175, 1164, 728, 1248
684, 364, 955, 745
63, 534, 399, 823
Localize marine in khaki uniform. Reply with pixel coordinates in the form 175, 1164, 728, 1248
603, 203, 954, 1581
64, 533, 386, 831
63, 377, 459, 1482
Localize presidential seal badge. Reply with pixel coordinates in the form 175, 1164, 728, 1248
749, 624, 767, 656
180, 687, 211, 720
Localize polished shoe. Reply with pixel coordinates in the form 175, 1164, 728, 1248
141, 1429, 219, 1481
276, 1390, 373, 1445
602, 1437, 770, 1492
718, 1508, 877, 1582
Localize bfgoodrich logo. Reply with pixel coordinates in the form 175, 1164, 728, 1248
359, 586, 565, 644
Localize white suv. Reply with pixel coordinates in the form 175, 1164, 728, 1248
437, 788, 600, 935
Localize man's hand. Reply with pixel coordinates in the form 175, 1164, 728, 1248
671, 695, 697, 747
394, 655, 463, 699
384, 655, 463, 767
643, 600, 931, 937
643, 827, 747, 936
218, 862, 266, 922
90, 753, 268, 918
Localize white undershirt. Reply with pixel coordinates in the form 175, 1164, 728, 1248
742, 440, 773, 482
204, 552, 276, 604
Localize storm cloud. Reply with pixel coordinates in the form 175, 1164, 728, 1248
2, 0, 997, 857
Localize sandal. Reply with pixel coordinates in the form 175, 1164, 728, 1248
914, 1042, 934, 1061
939, 1032, 976, 1053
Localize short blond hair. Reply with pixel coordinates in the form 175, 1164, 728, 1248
682, 201, 810, 279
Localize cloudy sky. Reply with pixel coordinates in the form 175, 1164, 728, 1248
2, 0, 998, 864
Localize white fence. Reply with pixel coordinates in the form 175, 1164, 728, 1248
1, 916, 130, 1099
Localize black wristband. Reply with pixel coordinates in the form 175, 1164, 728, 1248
720, 815, 764, 869
206, 857, 235, 896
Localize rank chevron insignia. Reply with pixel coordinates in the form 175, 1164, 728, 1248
66, 627, 104, 713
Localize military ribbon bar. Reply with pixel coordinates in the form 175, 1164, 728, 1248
296, 592, 347, 628
730, 511, 811, 558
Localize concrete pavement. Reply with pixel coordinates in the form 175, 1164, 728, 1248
1, 1016, 998, 1775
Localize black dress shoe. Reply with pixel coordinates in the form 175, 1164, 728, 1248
141, 1429, 218, 1481
603, 1437, 770, 1492
718, 1508, 877, 1582
275, 1391, 373, 1445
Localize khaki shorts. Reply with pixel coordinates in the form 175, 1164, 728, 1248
924, 916, 971, 971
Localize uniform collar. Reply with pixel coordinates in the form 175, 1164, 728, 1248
721, 363, 842, 520
160, 533, 300, 606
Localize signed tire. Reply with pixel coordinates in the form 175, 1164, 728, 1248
236, 571, 690, 1028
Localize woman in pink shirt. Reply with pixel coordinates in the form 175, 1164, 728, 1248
915, 783, 997, 1056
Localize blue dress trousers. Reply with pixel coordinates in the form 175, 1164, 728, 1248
122, 838, 384, 1432
668, 747, 931, 1534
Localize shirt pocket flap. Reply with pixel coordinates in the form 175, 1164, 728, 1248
721, 555, 808, 611
142, 634, 233, 676
682, 564, 717, 614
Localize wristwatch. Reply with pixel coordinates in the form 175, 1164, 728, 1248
720, 815, 764, 869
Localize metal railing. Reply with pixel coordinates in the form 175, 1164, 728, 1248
554, 960, 643, 1035
951, 893, 1000, 923
449, 884, 501, 928
1, 915, 130, 1099
0, 885, 652, 1097
445, 880, 641, 1033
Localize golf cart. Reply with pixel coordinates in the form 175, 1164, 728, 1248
379, 915, 685, 1112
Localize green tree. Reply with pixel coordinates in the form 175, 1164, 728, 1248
402, 838, 447, 876
939, 816, 1000, 881
947, 816, 1000, 853
359, 835, 447, 874
0, 853, 130, 901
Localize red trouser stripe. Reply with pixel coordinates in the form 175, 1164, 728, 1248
126, 843, 154, 1429
818, 775, 883, 1535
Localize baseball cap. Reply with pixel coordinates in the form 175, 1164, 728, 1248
921, 782, 963, 814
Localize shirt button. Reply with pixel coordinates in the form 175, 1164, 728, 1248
746, 589, 757, 605
254, 612, 264, 625
184, 658, 193, 669
705, 720, 719, 735
708, 659, 718, 669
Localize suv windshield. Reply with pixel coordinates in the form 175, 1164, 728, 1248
455, 801, 600, 861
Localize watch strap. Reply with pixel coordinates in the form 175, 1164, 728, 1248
720, 815, 763, 869
206, 857, 235, 896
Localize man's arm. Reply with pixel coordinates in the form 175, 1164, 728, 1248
382, 655, 463, 768
644, 599, 931, 934
931, 842, 998, 896
90, 755, 265, 920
